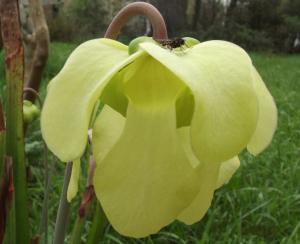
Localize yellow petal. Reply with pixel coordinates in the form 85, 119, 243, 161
247, 67, 277, 155
176, 126, 240, 223
41, 39, 144, 162
176, 126, 219, 224
67, 159, 80, 202
92, 105, 125, 165
215, 156, 240, 189
99, 62, 129, 117
93, 56, 199, 238
140, 41, 258, 164
177, 162, 221, 224
88, 99, 101, 128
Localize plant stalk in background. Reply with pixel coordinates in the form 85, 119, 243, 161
0, 0, 31, 243
22, 0, 50, 104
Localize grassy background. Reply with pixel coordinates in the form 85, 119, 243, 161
0, 43, 299, 244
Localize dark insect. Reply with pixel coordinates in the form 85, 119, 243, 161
155, 38, 191, 53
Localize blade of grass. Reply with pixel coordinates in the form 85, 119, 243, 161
241, 199, 273, 219
287, 219, 300, 244
105, 234, 125, 244
38, 154, 56, 244
199, 207, 219, 244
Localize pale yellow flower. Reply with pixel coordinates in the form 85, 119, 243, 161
41, 38, 277, 237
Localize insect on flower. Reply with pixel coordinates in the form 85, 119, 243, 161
155, 37, 191, 53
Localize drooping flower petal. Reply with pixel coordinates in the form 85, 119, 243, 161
175, 126, 221, 224
215, 156, 240, 189
94, 107, 240, 227
176, 126, 240, 224
247, 67, 277, 155
139, 41, 258, 164
93, 56, 200, 238
176, 127, 240, 190
67, 159, 80, 202
177, 162, 221, 224
92, 105, 125, 164
41, 39, 144, 162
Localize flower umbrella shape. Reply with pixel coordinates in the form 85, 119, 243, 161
41, 38, 277, 238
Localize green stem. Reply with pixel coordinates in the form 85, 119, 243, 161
22, 88, 48, 244
85, 201, 107, 244
38, 155, 55, 239
1, 0, 31, 242
53, 162, 73, 244
43, 142, 49, 244
69, 186, 95, 244
0, 98, 5, 184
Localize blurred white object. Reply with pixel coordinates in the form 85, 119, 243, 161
294, 34, 300, 48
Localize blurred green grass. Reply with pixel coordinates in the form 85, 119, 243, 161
0, 43, 299, 244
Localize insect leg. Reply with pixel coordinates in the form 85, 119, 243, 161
185, 43, 192, 49
167, 44, 172, 51
180, 46, 186, 54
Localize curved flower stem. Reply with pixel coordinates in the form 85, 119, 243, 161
53, 162, 73, 244
104, 2, 168, 40
23, 88, 43, 109
23, 87, 49, 244
22, 89, 46, 185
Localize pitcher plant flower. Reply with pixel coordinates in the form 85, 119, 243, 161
41, 2, 277, 238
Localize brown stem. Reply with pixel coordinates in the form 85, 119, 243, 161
30, 236, 41, 244
23, 88, 43, 109
23, 0, 49, 104
0, 157, 12, 243
22, 28, 37, 87
0, 18, 3, 52
105, 2, 168, 40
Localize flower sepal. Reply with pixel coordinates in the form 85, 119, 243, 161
23, 100, 39, 126
128, 36, 158, 55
